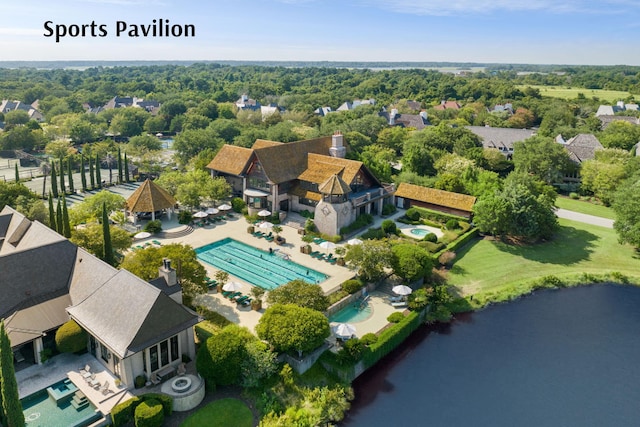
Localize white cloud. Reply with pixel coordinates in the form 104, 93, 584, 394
0, 28, 42, 36
364, 0, 635, 16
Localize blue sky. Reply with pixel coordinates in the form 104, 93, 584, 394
1, 0, 639, 64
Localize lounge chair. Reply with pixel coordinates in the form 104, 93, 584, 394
80, 364, 91, 378
100, 381, 110, 395
235, 295, 249, 304
240, 297, 252, 307
227, 291, 242, 300
310, 251, 320, 258
150, 372, 161, 386
152, 240, 162, 246
222, 291, 233, 298
177, 363, 187, 376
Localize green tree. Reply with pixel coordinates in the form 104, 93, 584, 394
70, 222, 132, 260
390, 243, 434, 283
344, 239, 393, 282
45, 140, 75, 161
0, 320, 25, 427
61, 195, 71, 238
196, 325, 253, 387
266, 279, 330, 312
51, 162, 59, 198
56, 199, 63, 234
102, 202, 114, 265
88, 154, 95, 189
124, 153, 130, 183
59, 160, 66, 195
48, 193, 56, 231
513, 136, 571, 184
117, 147, 123, 184
108, 107, 149, 137
612, 172, 640, 248
14, 163, 19, 183
95, 154, 102, 188
359, 144, 395, 182
68, 190, 126, 225
67, 158, 74, 193
580, 149, 633, 205
599, 120, 640, 150
80, 155, 87, 192
240, 340, 278, 389
256, 304, 330, 357
127, 134, 163, 156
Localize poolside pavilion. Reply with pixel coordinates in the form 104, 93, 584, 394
125, 178, 176, 222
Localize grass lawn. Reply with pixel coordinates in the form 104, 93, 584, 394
447, 218, 639, 296
555, 197, 616, 220
180, 398, 253, 427
515, 85, 633, 102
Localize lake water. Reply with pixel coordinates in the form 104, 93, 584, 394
343, 284, 640, 426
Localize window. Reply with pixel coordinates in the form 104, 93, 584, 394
248, 178, 270, 191
146, 335, 181, 373
160, 340, 169, 367
100, 343, 110, 362
150, 345, 159, 371
171, 336, 179, 361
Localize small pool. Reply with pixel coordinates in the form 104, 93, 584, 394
196, 238, 328, 290
22, 379, 102, 427
329, 300, 373, 323
160, 138, 174, 149
410, 228, 430, 237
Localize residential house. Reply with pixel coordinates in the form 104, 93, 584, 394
0, 206, 198, 388
597, 115, 640, 129
207, 133, 395, 236
0, 100, 44, 122
336, 99, 376, 111
596, 101, 639, 117
314, 106, 333, 117
556, 133, 604, 182
394, 183, 476, 219
490, 103, 514, 115
95, 96, 161, 115
379, 108, 429, 130
466, 126, 537, 158
433, 100, 461, 111
236, 94, 261, 111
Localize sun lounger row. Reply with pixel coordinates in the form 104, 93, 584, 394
221, 291, 252, 306
252, 231, 274, 241
308, 251, 338, 264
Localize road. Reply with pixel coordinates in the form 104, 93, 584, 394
555, 208, 614, 229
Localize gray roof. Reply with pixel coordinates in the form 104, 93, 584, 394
466, 126, 536, 150
597, 115, 640, 129
379, 112, 428, 129
563, 134, 603, 163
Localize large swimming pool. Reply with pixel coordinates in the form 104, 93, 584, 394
22, 379, 102, 427
196, 238, 328, 290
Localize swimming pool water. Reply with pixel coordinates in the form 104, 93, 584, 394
410, 228, 430, 237
22, 379, 102, 427
329, 301, 373, 323
196, 238, 328, 290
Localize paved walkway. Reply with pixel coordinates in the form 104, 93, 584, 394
555, 208, 614, 229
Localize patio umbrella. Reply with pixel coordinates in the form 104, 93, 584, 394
257, 209, 272, 217
218, 203, 232, 211
222, 281, 243, 292
392, 285, 413, 296
347, 238, 363, 245
319, 241, 337, 252
134, 231, 151, 239
193, 211, 208, 218
206, 207, 219, 215
335, 323, 357, 338
259, 221, 274, 229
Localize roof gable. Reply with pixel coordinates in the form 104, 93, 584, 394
206, 144, 253, 176
126, 179, 177, 213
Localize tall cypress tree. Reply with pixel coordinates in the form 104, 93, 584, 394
67, 158, 74, 193
62, 195, 71, 238
124, 153, 130, 183
14, 163, 19, 183
48, 193, 56, 231
95, 155, 102, 189
102, 203, 114, 266
51, 162, 59, 198
1, 320, 25, 427
117, 147, 123, 184
80, 155, 87, 192
59, 160, 65, 195
89, 154, 95, 189
56, 199, 63, 235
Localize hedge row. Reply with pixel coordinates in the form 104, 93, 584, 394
111, 393, 173, 426
362, 311, 421, 368
135, 399, 164, 427
435, 227, 480, 259
412, 206, 468, 223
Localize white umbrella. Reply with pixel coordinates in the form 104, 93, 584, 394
347, 238, 363, 245
222, 281, 243, 292
335, 323, 357, 338
319, 241, 337, 252
206, 207, 219, 215
218, 203, 232, 211
134, 231, 151, 239
193, 211, 208, 218
392, 285, 413, 296
259, 221, 274, 229
257, 209, 271, 217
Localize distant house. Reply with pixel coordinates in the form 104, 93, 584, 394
394, 183, 476, 219
405, 100, 422, 111
336, 99, 376, 111
466, 126, 536, 158
597, 115, 640, 129
236, 94, 260, 111
596, 101, 639, 117
490, 103, 514, 115
433, 100, 461, 111
0, 206, 198, 388
0, 100, 44, 122
314, 106, 333, 117
207, 133, 395, 236
556, 133, 603, 164
379, 108, 429, 130
260, 104, 283, 119
93, 96, 161, 115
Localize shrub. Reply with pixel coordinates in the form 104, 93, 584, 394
55, 319, 87, 354
134, 399, 164, 427
610, 271, 629, 284
328, 289, 349, 305
111, 396, 141, 427
407, 288, 429, 311
381, 219, 397, 234
360, 333, 378, 346
340, 213, 373, 235
387, 312, 405, 323
304, 218, 316, 233
341, 279, 363, 294
422, 232, 437, 243
231, 197, 246, 213
178, 210, 192, 224
300, 209, 314, 219
338, 338, 364, 363
445, 219, 459, 230
134, 375, 147, 389
438, 251, 456, 268
363, 311, 421, 368
569, 192, 579, 200
144, 220, 162, 233
142, 393, 173, 417
405, 207, 421, 221
382, 203, 397, 215
360, 227, 385, 240
419, 241, 446, 253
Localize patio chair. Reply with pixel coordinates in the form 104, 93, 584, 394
235, 295, 249, 304
85, 373, 96, 383
227, 292, 242, 300
80, 364, 92, 378
240, 297, 252, 307
152, 240, 162, 246
310, 251, 320, 257
177, 363, 187, 376
100, 381, 110, 395
222, 291, 233, 298
150, 372, 161, 386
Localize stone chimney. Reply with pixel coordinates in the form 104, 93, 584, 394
158, 258, 177, 287
390, 108, 398, 125
419, 111, 428, 122
330, 131, 346, 158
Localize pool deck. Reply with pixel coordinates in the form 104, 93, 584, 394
329, 291, 405, 338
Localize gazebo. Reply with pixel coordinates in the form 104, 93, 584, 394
126, 179, 177, 222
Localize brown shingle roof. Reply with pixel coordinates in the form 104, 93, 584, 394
289, 186, 322, 201
395, 183, 476, 213
304, 154, 363, 186
206, 144, 253, 176
564, 134, 603, 163
126, 179, 176, 213
319, 174, 351, 195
